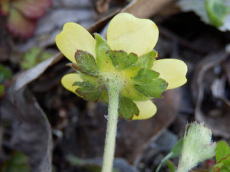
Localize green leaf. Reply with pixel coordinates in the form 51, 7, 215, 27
216, 141, 230, 162
107, 50, 138, 70
166, 160, 176, 172
213, 141, 230, 171
73, 81, 101, 101
21, 47, 53, 70
178, 0, 230, 31
75, 50, 99, 76
95, 34, 113, 70
0, 65, 10, 96
0, 64, 12, 83
1, 151, 30, 172
213, 163, 230, 172
0, 85, 5, 96
137, 50, 157, 69
119, 96, 139, 119
156, 139, 183, 172
205, 0, 229, 27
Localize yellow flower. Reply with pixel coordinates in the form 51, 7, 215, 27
56, 13, 187, 120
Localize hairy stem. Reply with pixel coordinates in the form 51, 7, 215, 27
101, 79, 121, 172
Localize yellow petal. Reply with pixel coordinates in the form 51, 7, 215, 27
61, 73, 82, 95
152, 59, 187, 89
132, 100, 157, 120
56, 22, 96, 63
107, 13, 159, 56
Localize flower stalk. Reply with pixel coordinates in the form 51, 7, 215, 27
102, 78, 122, 172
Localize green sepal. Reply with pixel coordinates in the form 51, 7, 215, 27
118, 96, 139, 119
73, 81, 102, 101
135, 81, 167, 98
99, 90, 108, 103
133, 68, 168, 98
75, 50, 99, 76
137, 50, 157, 69
79, 73, 109, 102
133, 68, 159, 82
95, 34, 113, 71
107, 50, 138, 70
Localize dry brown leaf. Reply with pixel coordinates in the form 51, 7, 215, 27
223, 58, 230, 85
13, 53, 62, 91
192, 51, 230, 138
122, 0, 174, 18
96, 0, 111, 13
116, 89, 181, 162
1, 89, 52, 172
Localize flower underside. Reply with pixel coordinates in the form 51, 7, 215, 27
68, 34, 168, 119
56, 13, 188, 120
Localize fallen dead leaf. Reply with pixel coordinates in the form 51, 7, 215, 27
192, 51, 230, 138
96, 0, 111, 13
0, 52, 62, 172
117, 89, 181, 163
13, 53, 62, 90
1, 88, 52, 172
122, 0, 174, 18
